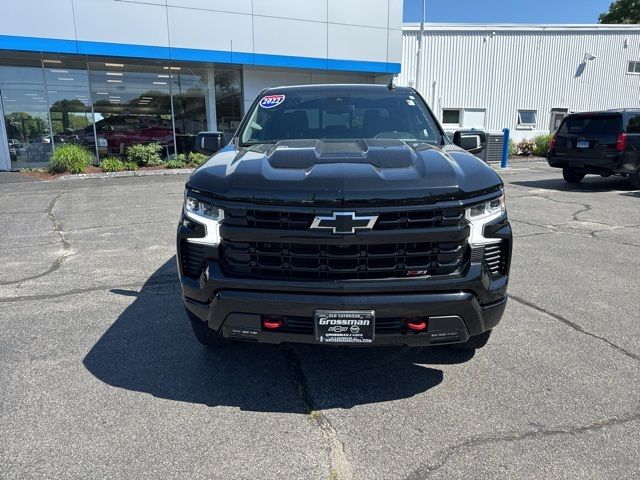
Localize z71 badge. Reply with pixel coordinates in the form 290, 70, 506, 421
259, 94, 286, 109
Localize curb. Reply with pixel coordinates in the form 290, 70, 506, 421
56, 168, 195, 181
36, 157, 547, 182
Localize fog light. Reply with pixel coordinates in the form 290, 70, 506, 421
262, 316, 284, 330
405, 318, 428, 332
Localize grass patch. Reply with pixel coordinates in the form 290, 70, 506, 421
50, 144, 93, 174
100, 157, 125, 172
533, 133, 553, 157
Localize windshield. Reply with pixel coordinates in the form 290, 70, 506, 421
559, 115, 622, 137
239, 90, 442, 146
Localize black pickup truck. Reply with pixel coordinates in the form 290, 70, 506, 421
177, 84, 512, 350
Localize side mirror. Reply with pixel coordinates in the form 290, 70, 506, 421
453, 130, 487, 154
195, 131, 225, 155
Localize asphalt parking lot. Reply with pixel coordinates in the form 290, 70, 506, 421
1, 162, 639, 480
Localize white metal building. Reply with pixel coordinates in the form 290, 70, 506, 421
0, 0, 402, 170
398, 23, 640, 140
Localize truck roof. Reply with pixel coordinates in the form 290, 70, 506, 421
570, 108, 640, 116
262, 84, 414, 95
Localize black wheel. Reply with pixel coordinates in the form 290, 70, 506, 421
562, 167, 585, 184
186, 309, 229, 347
451, 330, 492, 351
630, 169, 640, 190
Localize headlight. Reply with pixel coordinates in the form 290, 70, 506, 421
185, 196, 224, 221
465, 193, 506, 245
183, 193, 224, 245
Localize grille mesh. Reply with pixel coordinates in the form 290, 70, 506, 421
483, 242, 509, 276
224, 207, 465, 231
221, 240, 468, 281
180, 241, 209, 278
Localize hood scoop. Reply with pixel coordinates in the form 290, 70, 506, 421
266, 139, 417, 169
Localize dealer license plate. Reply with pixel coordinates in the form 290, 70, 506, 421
314, 310, 375, 344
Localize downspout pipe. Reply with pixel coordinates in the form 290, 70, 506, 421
431, 80, 438, 110
415, 0, 426, 91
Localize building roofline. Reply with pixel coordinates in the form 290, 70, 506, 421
0, 34, 401, 75
403, 23, 640, 33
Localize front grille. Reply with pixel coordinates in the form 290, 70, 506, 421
483, 242, 509, 276
273, 315, 417, 335
221, 240, 468, 281
225, 207, 465, 231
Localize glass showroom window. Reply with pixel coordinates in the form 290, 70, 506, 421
1, 53, 243, 169
214, 68, 243, 141
171, 65, 209, 154
0, 51, 54, 168
171, 65, 242, 153
43, 54, 96, 159
88, 59, 175, 158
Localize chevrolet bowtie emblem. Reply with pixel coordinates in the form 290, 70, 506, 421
310, 212, 378, 234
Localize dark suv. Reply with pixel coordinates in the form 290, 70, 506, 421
177, 84, 512, 350
548, 109, 640, 188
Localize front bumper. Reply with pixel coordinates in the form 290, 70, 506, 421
180, 255, 509, 346
184, 287, 507, 346
178, 207, 512, 347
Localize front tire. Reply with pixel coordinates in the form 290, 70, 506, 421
186, 309, 229, 347
629, 169, 640, 190
563, 167, 585, 184
451, 330, 492, 351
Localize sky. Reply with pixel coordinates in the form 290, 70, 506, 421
403, 0, 614, 24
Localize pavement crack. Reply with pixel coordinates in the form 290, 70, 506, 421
62, 219, 175, 234
0, 276, 178, 303
405, 413, 640, 479
281, 346, 354, 480
510, 295, 639, 361
0, 189, 73, 286
517, 193, 593, 227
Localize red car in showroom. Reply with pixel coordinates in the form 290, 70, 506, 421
87, 115, 174, 154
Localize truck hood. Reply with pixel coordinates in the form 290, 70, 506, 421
187, 139, 503, 205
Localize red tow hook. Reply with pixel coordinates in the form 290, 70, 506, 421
405, 318, 428, 332
262, 316, 284, 330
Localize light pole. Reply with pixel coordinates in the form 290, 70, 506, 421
415, 0, 426, 93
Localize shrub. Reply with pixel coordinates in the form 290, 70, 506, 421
49, 144, 93, 174
100, 157, 125, 172
517, 139, 536, 156
186, 152, 209, 167
165, 158, 187, 169
126, 143, 163, 166
508, 140, 518, 157
533, 133, 553, 157
123, 161, 138, 171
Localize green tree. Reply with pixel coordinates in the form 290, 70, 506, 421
599, 0, 640, 24
50, 99, 91, 133
5, 112, 48, 142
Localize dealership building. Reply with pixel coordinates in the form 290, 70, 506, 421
398, 23, 640, 141
2, 2, 640, 171
0, 0, 401, 170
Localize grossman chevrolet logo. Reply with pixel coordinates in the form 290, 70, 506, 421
310, 212, 378, 234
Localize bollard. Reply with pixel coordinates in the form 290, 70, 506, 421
501, 128, 510, 169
